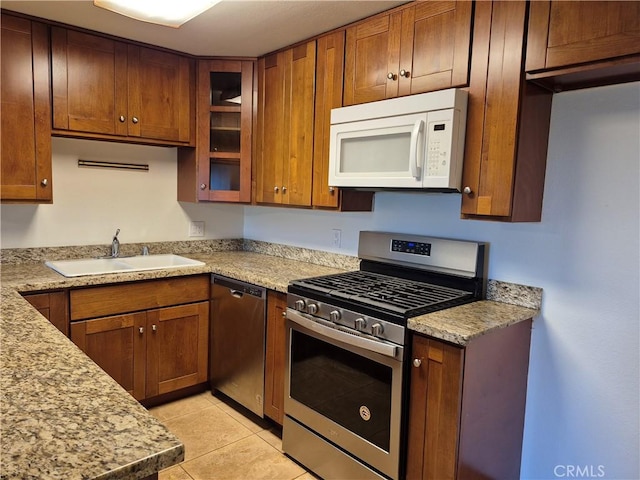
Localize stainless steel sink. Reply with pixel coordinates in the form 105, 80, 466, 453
45, 254, 206, 277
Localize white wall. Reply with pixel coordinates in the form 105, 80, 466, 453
245, 82, 640, 479
0, 137, 244, 248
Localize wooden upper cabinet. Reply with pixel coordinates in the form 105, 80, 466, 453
312, 31, 344, 209
344, 0, 473, 106
51, 27, 193, 145
527, 1, 640, 71
178, 59, 254, 203
526, 1, 640, 90
461, 0, 552, 222
1, 15, 52, 203
256, 41, 315, 206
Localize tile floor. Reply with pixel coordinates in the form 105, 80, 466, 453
149, 391, 315, 480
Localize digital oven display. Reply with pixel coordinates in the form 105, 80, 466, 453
391, 239, 431, 256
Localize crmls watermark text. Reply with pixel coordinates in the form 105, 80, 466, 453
554, 465, 606, 478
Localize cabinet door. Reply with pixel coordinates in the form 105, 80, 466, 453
461, 0, 552, 221
146, 302, 209, 398
264, 291, 287, 425
128, 45, 192, 143
282, 42, 315, 206
256, 52, 286, 204
344, 12, 402, 105
406, 335, 463, 480
23, 291, 69, 337
398, 1, 473, 96
256, 43, 315, 206
312, 32, 344, 209
51, 27, 128, 136
193, 59, 253, 202
526, 1, 640, 72
1, 15, 52, 202
71, 313, 147, 400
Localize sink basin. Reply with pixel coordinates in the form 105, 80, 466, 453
45, 254, 206, 277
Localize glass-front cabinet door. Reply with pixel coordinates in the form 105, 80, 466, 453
197, 60, 253, 202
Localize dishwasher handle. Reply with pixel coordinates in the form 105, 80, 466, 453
211, 274, 265, 299
230, 289, 244, 298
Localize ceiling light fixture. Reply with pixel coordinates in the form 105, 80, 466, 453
93, 0, 221, 28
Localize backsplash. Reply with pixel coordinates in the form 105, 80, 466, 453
1, 239, 541, 309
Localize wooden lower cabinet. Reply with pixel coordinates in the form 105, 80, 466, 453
71, 302, 209, 401
23, 290, 69, 336
406, 319, 533, 479
69, 276, 210, 402
263, 291, 287, 425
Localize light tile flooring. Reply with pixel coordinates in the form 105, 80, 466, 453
149, 391, 315, 480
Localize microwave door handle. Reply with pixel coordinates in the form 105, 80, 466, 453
409, 119, 424, 179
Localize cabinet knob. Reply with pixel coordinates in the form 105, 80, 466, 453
152, 324, 157, 332
387, 72, 396, 80
119, 115, 126, 123
282, 186, 287, 193
132, 116, 139, 124
274, 186, 279, 193
139, 327, 144, 334
329, 187, 335, 193
200, 183, 207, 190
282, 311, 286, 318
413, 358, 422, 367
463, 186, 472, 195
399, 69, 410, 78
40, 178, 48, 187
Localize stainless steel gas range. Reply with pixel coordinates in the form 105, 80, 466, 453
282, 231, 487, 480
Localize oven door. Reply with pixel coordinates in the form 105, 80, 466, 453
284, 309, 404, 480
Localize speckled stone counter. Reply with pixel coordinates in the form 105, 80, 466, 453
1, 244, 540, 479
0, 287, 184, 480
408, 300, 539, 346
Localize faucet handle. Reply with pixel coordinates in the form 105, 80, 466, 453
142, 245, 149, 256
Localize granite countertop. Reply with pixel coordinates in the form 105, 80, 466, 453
1, 247, 540, 479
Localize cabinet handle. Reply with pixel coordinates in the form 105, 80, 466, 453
200, 183, 207, 190
387, 72, 396, 80
40, 179, 48, 187
119, 115, 126, 123
399, 69, 410, 78
282, 186, 287, 193
274, 186, 279, 193
152, 324, 157, 332
463, 186, 472, 195
329, 187, 335, 193
413, 358, 422, 367
139, 327, 144, 334
132, 116, 139, 124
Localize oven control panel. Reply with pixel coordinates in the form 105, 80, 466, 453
391, 239, 431, 256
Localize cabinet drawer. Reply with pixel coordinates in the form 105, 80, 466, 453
70, 275, 209, 321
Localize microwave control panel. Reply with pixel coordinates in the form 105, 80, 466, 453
426, 119, 453, 178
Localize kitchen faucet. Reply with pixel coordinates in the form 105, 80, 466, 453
111, 229, 120, 258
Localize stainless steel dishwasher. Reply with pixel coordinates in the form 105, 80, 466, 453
210, 274, 266, 417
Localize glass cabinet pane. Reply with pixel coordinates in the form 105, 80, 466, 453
210, 72, 242, 106
210, 112, 241, 153
210, 159, 240, 191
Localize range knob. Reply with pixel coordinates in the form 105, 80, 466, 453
329, 310, 341, 323
294, 299, 306, 311
354, 318, 366, 331
371, 323, 384, 336
307, 303, 318, 315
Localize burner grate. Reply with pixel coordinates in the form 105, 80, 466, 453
292, 271, 471, 315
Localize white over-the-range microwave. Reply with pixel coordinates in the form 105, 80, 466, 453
328, 88, 468, 191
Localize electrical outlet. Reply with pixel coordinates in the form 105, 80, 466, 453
189, 221, 205, 237
332, 229, 342, 248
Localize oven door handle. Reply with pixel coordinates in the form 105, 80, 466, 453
287, 309, 399, 359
